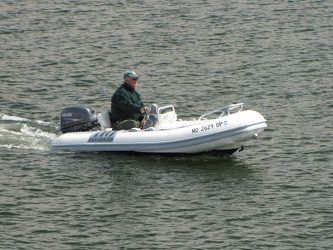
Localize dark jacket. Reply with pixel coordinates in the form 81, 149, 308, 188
110, 82, 145, 122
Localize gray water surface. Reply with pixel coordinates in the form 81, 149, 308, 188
1, 1, 332, 249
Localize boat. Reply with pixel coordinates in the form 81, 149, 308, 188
51, 103, 267, 156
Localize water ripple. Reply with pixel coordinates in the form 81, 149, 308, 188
1, 0, 333, 249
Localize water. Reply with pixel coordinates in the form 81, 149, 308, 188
1, 0, 332, 249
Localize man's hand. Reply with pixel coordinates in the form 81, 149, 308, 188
140, 106, 150, 114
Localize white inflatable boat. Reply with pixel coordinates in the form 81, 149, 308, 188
51, 103, 267, 156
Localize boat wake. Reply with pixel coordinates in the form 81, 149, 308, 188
0, 114, 58, 151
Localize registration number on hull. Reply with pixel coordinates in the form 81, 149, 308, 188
191, 120, 228, 134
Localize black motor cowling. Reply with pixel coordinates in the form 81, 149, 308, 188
60, 105, 98, 133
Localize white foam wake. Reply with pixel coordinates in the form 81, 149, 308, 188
0, 114, 58, 151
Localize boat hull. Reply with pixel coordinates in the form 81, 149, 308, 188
51, 110, 267, 155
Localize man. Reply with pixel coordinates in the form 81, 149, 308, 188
110, 71, 149, 130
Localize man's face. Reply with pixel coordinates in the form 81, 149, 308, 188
126, 77, 139, 89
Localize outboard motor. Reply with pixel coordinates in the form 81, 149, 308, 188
60, 105, 98, 133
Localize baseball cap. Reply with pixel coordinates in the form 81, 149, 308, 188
123, 71, 140, 79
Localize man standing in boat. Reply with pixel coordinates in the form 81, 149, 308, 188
110, 71, 149, 130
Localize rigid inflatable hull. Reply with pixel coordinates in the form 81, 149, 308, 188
51, 110, 267, 154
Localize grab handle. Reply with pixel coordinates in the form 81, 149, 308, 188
199, 103, 243, 121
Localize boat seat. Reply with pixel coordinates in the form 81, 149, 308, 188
157, 111, 177, 129
97, 112, 112, 129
